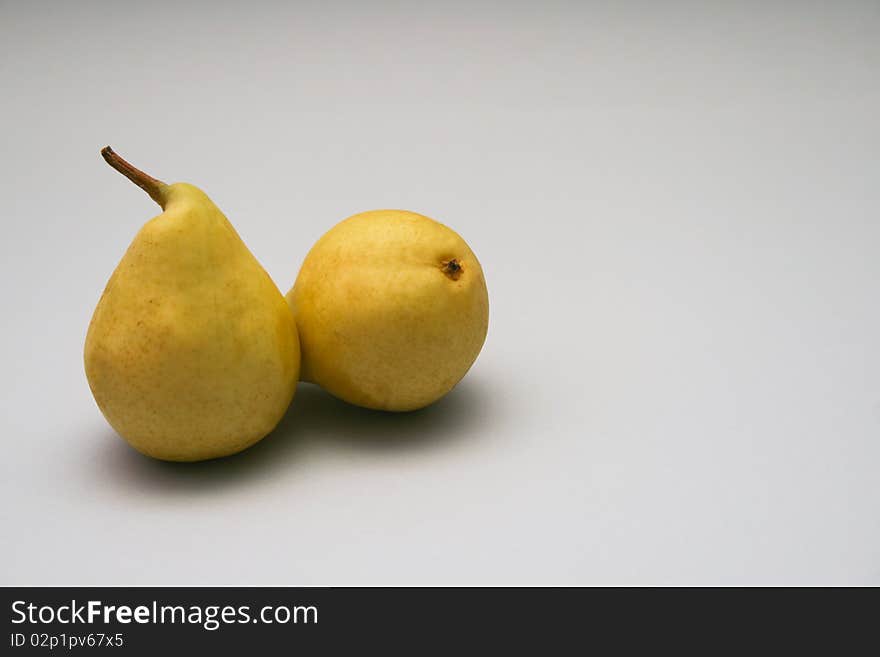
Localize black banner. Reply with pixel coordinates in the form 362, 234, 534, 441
1, 587, 873, 652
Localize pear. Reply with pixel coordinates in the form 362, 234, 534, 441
85, 147, 300, 461
287, 210, 488, 411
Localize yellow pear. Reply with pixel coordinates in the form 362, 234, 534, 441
85, 147, 300, 461
287, 210, 488, 411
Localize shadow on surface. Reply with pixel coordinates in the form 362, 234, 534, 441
94, 376, 495, 493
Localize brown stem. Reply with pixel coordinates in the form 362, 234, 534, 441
100, 146, 167, 207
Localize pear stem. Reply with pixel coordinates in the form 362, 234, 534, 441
101, 146, 167, 207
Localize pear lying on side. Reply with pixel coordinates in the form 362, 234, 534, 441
287, 210, 488, 411
85, 148, 300, 461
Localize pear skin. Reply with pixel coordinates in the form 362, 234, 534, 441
85, 148, 300, 461
287, 210, 488, 411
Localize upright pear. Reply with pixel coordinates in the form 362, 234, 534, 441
85, 148, 299, 461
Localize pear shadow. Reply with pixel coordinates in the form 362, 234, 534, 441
93, 376, 496, 494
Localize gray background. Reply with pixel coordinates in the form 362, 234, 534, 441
1, 0, 878, 585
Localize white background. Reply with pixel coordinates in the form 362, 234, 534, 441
1, 1, 878, 584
